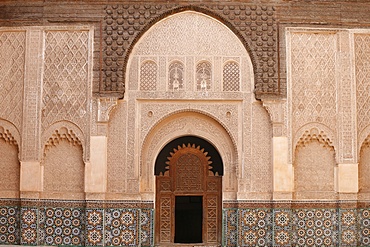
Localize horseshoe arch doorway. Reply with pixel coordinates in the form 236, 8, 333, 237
155, 136, 223, 246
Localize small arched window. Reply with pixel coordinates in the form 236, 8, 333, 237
168, 61, 184, 91
140, 60, 157, 91
223, 61, 240, 91
196, 61, 211, 91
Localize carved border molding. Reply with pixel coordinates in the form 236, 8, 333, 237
102, 4, 278, 97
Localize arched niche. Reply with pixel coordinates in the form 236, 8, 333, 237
293, 128, 337, 200
140, 111, 237, 201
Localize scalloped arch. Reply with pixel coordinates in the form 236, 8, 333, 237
0, 118, 20, 146
42, 121, 85, 161
294, 125, 337, 163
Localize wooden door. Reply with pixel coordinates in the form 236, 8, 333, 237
155, 143, 222, 245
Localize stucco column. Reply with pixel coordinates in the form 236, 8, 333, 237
263, 97, 293, 199
85, 97, 117, 200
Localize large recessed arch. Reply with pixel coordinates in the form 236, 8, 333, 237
124, 8, 256, 90
140, 111, 238, 201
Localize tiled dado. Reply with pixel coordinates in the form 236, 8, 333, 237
0, 199, 154, 246
2, 199, 370, 246
222, 201, 370, 247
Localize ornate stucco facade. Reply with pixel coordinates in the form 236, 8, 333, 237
0, 1, 370, 246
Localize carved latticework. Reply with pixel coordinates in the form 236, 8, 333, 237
223, 61, 240, 91
155, 143, 221, 245
140, 60, 157, 91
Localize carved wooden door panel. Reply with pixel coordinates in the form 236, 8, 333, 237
155, 143, 222, 245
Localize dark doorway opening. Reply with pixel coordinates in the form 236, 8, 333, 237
174, 196, 203, 243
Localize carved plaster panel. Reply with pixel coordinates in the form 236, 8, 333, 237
107, 101, 127, 194
139, 101, 239, 150
355, 33, 370, 154
288, 30, 337, 139
42, 29, 92, 136
133, 12, 246, 57
0, 30, 25, 135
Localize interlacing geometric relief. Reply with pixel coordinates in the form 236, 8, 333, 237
0, 31, 25, 130
355, 34, 370, 135
42, 30, 89, 133
290, 32, 337, 135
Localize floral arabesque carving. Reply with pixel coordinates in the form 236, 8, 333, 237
102, 4, 278, 97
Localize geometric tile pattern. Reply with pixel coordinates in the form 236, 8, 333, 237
223, 206, 370, 247
39, 207, 85, 246
223, 208, 238, 246
292, 209, 339, 246
104, 209, 139, 246
140, 209, 154, 247
239, 209, 273, 246
0, 206, 19, 245
86, 209, 103, 246
358, 209, 370, 246
1, 200, 369, 247
20, 207, 38, 245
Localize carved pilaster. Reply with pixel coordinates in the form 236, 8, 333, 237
22, 29, 43, 161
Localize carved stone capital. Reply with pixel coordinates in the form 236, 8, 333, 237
97, 97, 118, 123
262, 98, 286, 137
